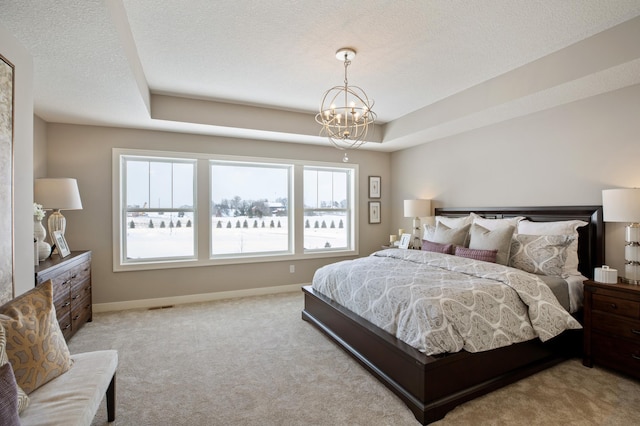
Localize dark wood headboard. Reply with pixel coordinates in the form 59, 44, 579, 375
434, 206, 604, 279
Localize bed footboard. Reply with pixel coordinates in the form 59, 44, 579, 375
302, 285, 578, 424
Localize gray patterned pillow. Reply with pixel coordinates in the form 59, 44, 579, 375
509, 234, 575, 276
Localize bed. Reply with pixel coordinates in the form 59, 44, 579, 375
301, 206, 604, 424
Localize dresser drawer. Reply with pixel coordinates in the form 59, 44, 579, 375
71, 278, 91, 305
67, 259, 91, 286
592, 312, 640, 341
592, 332, 640, 379
53, 295, 71, 321
58, 312, 73, 340
592, 293, 640, 320
71, 293, 92, 330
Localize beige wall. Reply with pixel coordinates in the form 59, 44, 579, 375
33, 115, 47, 178
390, 84, 640, 275
1, 25, 34, 297
45, 124, 391, 305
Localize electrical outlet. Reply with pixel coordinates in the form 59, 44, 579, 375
289, 265, 295, 273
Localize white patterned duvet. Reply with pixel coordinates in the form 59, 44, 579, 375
312, 249, 581, 356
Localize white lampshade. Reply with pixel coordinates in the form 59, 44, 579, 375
34, 178, 83, 211
602, 188, 640, 223
404, 199, 431, 218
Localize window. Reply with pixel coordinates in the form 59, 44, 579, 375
304, 167, 354, 251
119, 154, 196, 264
210, 161, 292, 258
114, 149, 358, 271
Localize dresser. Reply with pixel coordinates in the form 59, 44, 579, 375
583, 279, 640, 379
35, 251, 92, 341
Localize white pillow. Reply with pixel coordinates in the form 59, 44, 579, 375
517, 220, 588, 277
473, 216, 525, 231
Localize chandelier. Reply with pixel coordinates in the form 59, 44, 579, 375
315, 48, 376, 162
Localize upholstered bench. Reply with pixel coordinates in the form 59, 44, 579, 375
1, 281, 118, 425
19, 350, 117, 425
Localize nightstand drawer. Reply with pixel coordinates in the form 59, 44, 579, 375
592, 333, 640, 379
592, 312, 640, 341
592, 293, 640, 319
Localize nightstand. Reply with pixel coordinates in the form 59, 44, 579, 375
583, 279, 640, 379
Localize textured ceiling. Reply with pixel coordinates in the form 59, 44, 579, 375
1, 0, 640, 151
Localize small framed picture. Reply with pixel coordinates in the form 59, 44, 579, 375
53, 231, 71, 258
368, 176, 381, 199
398, 233, 412, 249
368, 201, 381, 224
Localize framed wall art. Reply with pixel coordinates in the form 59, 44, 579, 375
368, 201, 381, 224
0, 53, 14, 304
368, 176, 381, 199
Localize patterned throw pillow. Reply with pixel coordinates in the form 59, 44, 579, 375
421, 240, 454, 254
0, 281, 73, 394
509, 234, 575, 276
517, 220, 587, 276
454, 246, 498, 263
0, 325, 29, 412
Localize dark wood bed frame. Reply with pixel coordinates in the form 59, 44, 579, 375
302, 206, 604, 424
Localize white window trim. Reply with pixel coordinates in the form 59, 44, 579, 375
112, 148, 359, 272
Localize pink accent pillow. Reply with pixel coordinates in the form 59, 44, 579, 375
454, 246, 497, 263
421, 240, 453, 254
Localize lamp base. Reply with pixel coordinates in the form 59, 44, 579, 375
622, 223, 640, 285
48, 210, 67, 250
411, 217, 422, 250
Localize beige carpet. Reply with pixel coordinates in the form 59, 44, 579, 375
68, 291, 640, 426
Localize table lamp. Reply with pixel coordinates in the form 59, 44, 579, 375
34, 178, 83, 247
602, 188, 640, 284
404, 199, 431, 250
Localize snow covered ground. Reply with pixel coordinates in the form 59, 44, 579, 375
125, 213, 348, 259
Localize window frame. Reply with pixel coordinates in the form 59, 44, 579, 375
209, 159, 294, 260
113, 148, 359, 272
303, 165, 355, 253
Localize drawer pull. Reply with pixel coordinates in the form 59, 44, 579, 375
633, 329, 640, 335
62, 302, 70, 308
62, 324, 71, 331
70, 274, 77, 279
633, 354, 640, 361
72, 295, 79, 300
610, 303, 617, 309
73, 315, 80, 321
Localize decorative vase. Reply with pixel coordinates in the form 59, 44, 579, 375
34, 218, 51, 261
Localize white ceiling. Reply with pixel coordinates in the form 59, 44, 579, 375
2, 0, 640, 152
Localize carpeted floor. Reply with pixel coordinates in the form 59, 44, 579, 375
68, 291, 640, 426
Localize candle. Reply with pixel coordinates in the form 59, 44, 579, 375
390, 235, 397, 243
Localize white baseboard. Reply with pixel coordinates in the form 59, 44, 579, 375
92, 283, 309, 313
